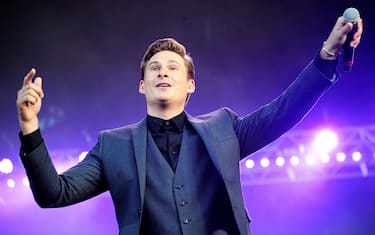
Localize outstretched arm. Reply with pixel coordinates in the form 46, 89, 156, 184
234, 15, 363, 158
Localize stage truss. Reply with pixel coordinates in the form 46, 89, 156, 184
240, 125, 375, 185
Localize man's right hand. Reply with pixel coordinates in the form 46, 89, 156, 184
16, 68, 44, 135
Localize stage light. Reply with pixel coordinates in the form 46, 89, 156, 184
336, 152, 346, 162
22, 177, 30, 187
7, 179, 15, 188
314, 130, 338, 153
305, 155, 315, 165
359, 162, 368, 177
245, 159, 255, 169
290, 156, 300, 166
320, 153, 330, 164
275, 157, 285, 167
260, 158, 270, 168
352, 151, 362, 162
0, 158, 13, 174
78, 151, 88, 162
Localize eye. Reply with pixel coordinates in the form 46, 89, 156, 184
169, 65, 178, 71
150, 66, 160, 71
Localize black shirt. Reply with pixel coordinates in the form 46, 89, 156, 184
147, 112, 186, 171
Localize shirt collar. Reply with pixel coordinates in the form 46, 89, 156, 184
147, 111, 186, 133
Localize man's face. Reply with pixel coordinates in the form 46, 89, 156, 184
139, 50, 195, 107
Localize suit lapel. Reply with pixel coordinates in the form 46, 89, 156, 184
187, 114, 225, 177
131, 118, 148, 205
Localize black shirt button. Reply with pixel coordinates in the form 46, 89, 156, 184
175, 184, 184, 189
179, 201, 188, 206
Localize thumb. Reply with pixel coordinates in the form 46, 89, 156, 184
341, 22, 353, 36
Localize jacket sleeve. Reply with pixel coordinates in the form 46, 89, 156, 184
20, 134, 107, 208
227, 58, 337, 158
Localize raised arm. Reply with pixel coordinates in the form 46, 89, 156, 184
17, 68, 44, 135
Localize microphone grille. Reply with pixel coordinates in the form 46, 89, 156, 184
343, 8, 360, 23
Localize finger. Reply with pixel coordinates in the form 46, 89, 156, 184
34, 77, 44, 98
18, 91, 40, 106
25, 83, 44, 99
331, 17, 344, 33
341, 21, 353, 35
336, 16, 346, 27
18, 88, 40, 102
351, 36, 361, 48
354, 18, 363, 38
26, 94, 39, 105
351, 18, 363, 47
23, 68, 36, 86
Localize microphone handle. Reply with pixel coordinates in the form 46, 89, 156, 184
343, 23, 358, 72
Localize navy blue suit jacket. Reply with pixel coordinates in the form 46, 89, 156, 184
21, 60, 335, 235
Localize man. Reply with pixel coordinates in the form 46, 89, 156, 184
17, 15, 362, 235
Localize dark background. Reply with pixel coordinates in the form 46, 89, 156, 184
0, 0, 374, 234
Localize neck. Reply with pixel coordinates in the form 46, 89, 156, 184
147, 103, 185, 120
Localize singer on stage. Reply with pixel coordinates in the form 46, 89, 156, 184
16, 11, 362, 235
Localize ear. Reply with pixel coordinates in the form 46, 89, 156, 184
139, 80, 145, 94
187, 79, 195, 94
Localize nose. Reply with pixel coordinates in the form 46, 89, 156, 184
158, 67, 168, 78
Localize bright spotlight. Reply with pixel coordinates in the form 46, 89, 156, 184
320, 153, 330, 164
314, 130, 338, 153
245, 159, 255, 169
336, 152, 346, 162
0, 158, 14, 174
7, 179, 15, 188
290, 156, 300, 166
352, 152, 362, 162
260, 158, 270, 168
22, 177, 30, 187
78, 151, 88, 162
275, 157, 285, 167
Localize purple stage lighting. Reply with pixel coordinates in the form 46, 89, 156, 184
0, 158, 14, 174
260, 158, 270, 168
7, 179, 15, 188
245, 159, 255, 169
314, 130, 338, 153
352, 152, 362, 162
275, 157, 285, 167
305, 155, 315, 165
320, 153, 330, 164
336, 152, 346, 162
22, 177, 30, 187
290, 156, 300, 166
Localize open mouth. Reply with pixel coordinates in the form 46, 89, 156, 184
156, 83, 171, 87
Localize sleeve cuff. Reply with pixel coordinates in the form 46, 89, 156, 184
313, 55, 338, 82
19, 129, 43, 154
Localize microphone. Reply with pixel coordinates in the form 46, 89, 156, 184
342, 7, 360, 72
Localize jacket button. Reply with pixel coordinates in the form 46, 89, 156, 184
183, 218, 191, 224
175, 184, 184, 189
179, 201, 188, 206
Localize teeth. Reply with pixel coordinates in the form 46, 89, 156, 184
158, 84, 170, 87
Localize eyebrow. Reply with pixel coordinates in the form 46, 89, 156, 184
148, 60, 181, 66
